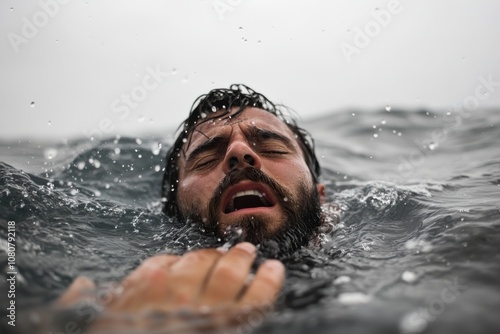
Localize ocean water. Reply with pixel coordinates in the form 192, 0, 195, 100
1, 109, 499, 333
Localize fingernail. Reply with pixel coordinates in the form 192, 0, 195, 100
216, 246, 228, 253
263, 259, 284, 271
234, 242, 256, 254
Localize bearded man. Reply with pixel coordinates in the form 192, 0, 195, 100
52, 84, 326, 333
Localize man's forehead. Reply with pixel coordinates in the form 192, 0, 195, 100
184, 107, 293, 151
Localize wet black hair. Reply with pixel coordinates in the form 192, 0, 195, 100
161, 84, 321, 217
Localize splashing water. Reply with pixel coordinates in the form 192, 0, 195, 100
1, 109, 499, 333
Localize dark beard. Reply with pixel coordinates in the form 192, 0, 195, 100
203, 167, 322, 258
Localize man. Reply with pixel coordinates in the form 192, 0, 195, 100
162, 84, 325, 251
54, 84, 326, 333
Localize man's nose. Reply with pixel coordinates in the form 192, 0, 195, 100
222, 140, 262, 174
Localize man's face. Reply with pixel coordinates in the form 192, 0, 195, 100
176, 107, 324, 244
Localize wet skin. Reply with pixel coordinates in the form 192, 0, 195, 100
177, 107, 325, 238
54, 108, 324, 332
57, 243, 284, 332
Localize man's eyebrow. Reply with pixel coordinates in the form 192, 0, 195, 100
186, 136, 226, 162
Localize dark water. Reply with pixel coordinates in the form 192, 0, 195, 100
1, 109, 499, 333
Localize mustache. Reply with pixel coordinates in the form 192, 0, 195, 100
208, 167, 294, 218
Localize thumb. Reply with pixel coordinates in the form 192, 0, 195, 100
56, 276, 96, 307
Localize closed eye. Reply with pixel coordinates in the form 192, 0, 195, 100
259, 141, 291, 155
262, 150, 287, 155
187, 137, 226, 170
195, 156, 219, 169
251, 128, 295, 154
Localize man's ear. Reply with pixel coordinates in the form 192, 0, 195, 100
316, 183, 326, 203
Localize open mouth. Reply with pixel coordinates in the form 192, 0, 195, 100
222, 183, 276, 214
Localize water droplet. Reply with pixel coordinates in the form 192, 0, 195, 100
182, 138, 187, 143
44, 148, 58, 160
385, 105, 391, 112
70, 189, 78, 196
428, 142, 438, 150
154, 165, 161, 172
48, 120, 51, 126
138, 115, 144, 122
105, 184, 110, 189
373, 133, 378, 138
351, 113, 356, 116
333, 276, 351, 285
211, 106, 217, 112
171, 68, 177, 75
114, 147, 121, 155
94, 190, 102, 197
10, 7, 14, 12
238, 26, 243, 30
283, 197, 288, 202
76, 161, 85, 170
401, 271, 418, 284
200, 112, 207, 119
381, 119, 386, 125
151, 144, 161, 155
135, 138, 142, 145
338, 292, 371, 305
372, 125, 377, 129
30, 102, 35, 107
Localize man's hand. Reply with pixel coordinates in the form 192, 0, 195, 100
55, 242, 284, 332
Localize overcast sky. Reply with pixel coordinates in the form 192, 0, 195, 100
1, 0, 499, 141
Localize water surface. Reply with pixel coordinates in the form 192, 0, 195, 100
1, 109, 499, 333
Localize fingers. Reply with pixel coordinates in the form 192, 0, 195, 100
167, 248, 223, 306
199, 242, 257, 304
111, 254, 181, 311
122, 254, 181, 289
56, 276, 96, 307
59, 245, 285, 323
238, 259, 285, 307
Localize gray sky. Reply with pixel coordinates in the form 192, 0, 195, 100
1, 0, 499, 141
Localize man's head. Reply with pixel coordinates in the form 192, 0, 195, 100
162, 84, 324, 248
